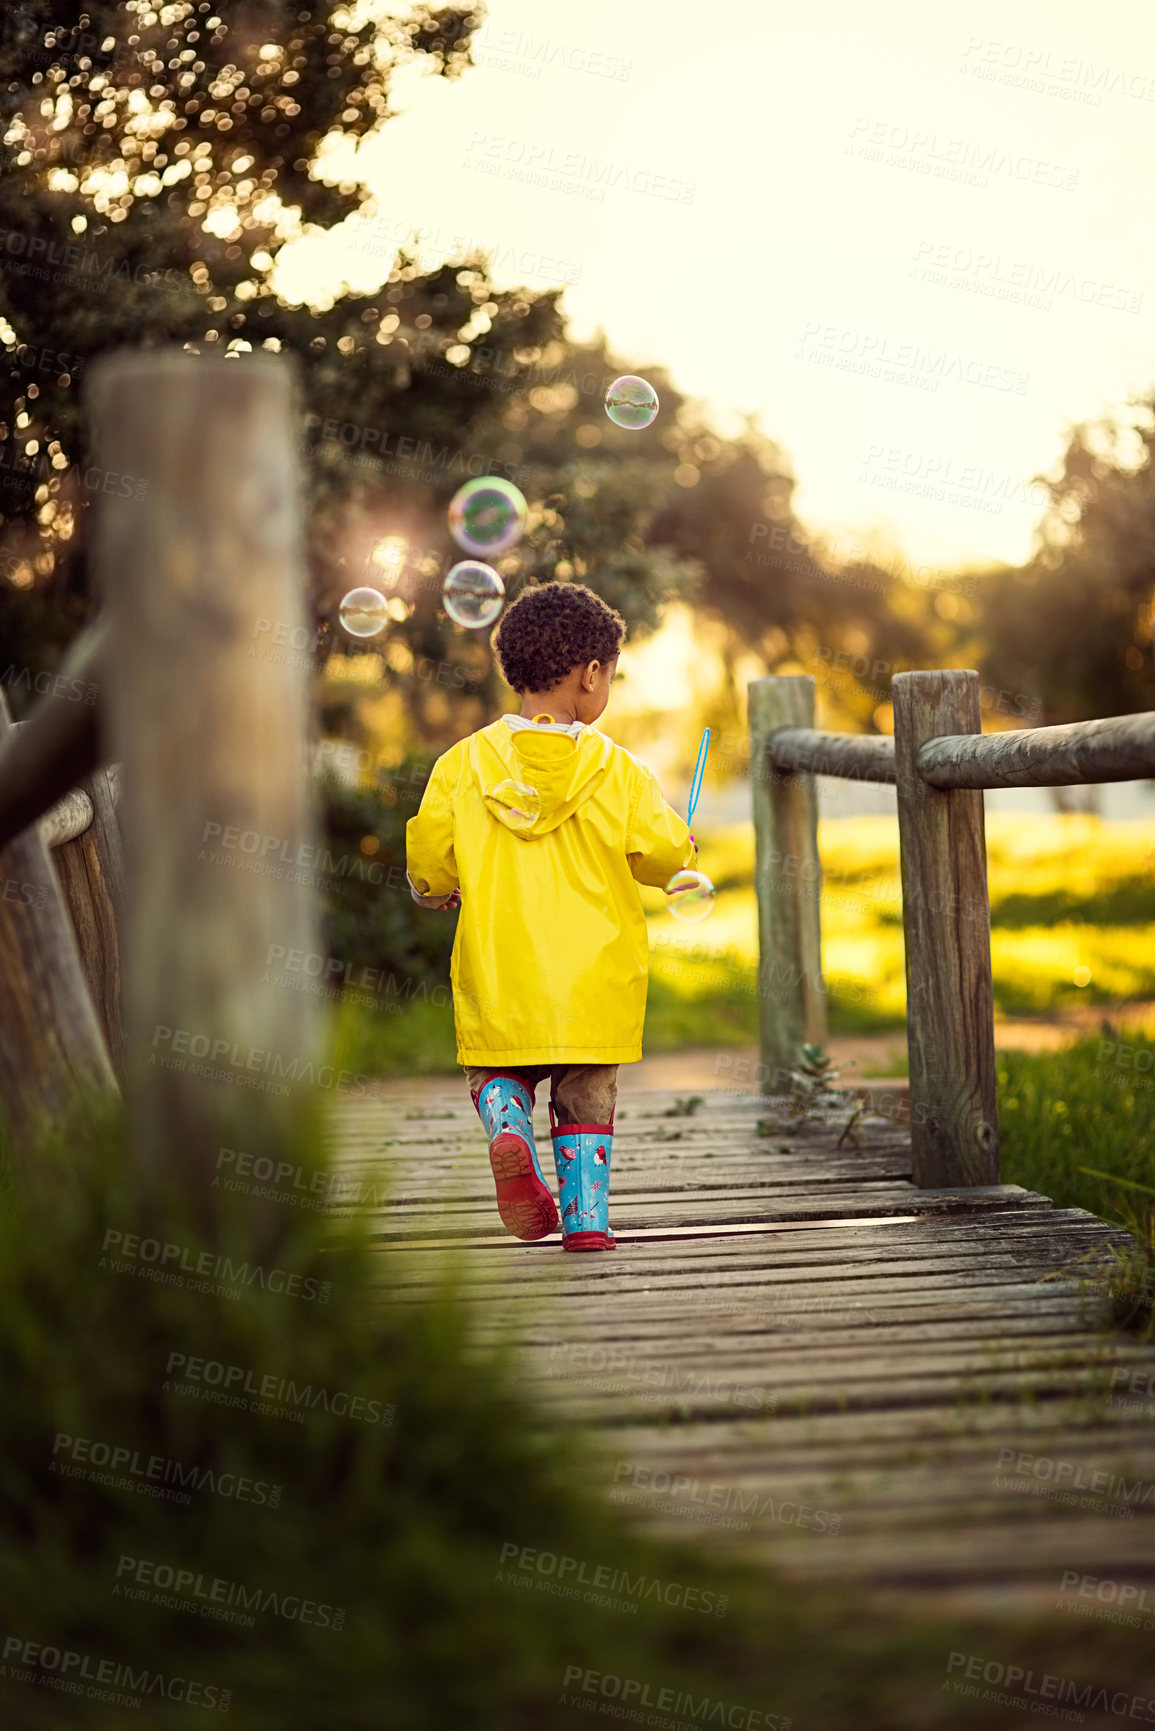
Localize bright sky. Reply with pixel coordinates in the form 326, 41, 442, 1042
279, 0, 1155, 577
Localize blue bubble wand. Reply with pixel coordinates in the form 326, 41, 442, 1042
686, 728, 709, 849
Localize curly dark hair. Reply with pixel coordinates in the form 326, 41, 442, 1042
493, 582, 626, 693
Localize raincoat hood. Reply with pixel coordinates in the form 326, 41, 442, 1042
467, 719, 615, 837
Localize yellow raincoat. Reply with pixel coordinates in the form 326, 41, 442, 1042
406, 719, 696, 1065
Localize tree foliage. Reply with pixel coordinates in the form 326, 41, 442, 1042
972, 413, 1155, 727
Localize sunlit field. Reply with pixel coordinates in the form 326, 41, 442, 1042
644, 812, 1155, 1044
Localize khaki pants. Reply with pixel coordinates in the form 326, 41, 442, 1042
465, 1064, 617, 1128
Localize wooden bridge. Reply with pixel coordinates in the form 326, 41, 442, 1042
332, 1075, 1155, 1611
3, 349, 1155, 1609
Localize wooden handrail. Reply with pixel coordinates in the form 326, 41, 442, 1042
41, 788, 94, 849
917, 710, 1155, 789
0, 619, 105, 853
747, 671, 1155, 1194
768, 727, 897, 783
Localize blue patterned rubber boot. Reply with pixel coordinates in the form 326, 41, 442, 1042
472, 1073, 558, 1242
550, 1107, 616, 1252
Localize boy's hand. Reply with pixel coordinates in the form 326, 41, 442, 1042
407, 870, 461, 911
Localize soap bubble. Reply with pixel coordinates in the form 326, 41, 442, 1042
664, 868, 716, 923
490, 779, 540, 830
448, 476, 527, 557
604, 375, 659, 430
443, 561, 505, 629
338, 586, 389, 638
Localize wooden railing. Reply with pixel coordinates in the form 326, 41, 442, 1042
0, 350, 320, 1229
749, 673, 1155, 1189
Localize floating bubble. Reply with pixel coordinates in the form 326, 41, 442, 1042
490, 779, 541, 830
604, 375, 659, 431
664, 868, 716, 923
448, 476, 527, 557
443, 561, 505, 629
338, 586, 389, 638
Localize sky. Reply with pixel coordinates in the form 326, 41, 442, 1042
275, 0, 1155, 581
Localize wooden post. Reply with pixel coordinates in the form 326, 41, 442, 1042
892, 671, 998, 1186
51, 767, 126, 1082
88, 352, 321, 1217
748, 676, 826, 1086
0, 689, 117, 1150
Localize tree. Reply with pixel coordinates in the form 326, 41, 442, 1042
0, 0, 701, 745
972, 412, 1155, 732
648, 434, 937, 736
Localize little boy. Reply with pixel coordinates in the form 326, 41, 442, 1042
405, 581, 696, 1251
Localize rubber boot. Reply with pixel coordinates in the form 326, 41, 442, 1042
550, 1106, 616, 1252
472, 1073, 558, 1242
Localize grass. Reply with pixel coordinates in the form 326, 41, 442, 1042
996, 1032, 1155, 1334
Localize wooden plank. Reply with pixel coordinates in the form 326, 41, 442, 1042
918, 708, 1155, 789
747, 676, 825, 1076
892, 671, 998, 1187
89, 351, 320, 1220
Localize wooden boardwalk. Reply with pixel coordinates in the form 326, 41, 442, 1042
328, 1081, 1155, 1613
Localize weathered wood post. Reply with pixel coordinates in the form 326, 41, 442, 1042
88, 351, 321, 1220
892, 671, 999, 1186
748, 676, 826, 1085
0, 690, 117, 1150
51, 766, 126, 1081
